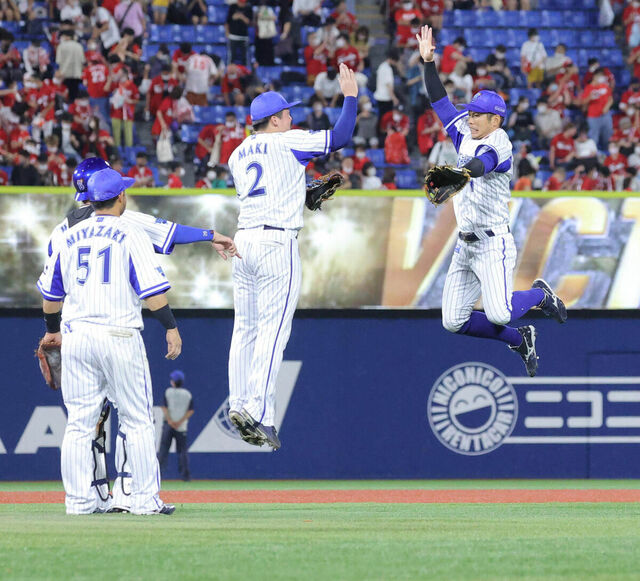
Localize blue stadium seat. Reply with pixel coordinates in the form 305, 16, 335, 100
599, 31, 617, 47
520, 10, 541, 27
468, 48, 490, 63
396, 169, 419, 188
257, 66, 284, 83
280, 85, 314, 104
208, 4, 228, 23
578, 29, 597, 46
181, 125, 201, 143
560, 29, 578, 48
475, 10, 496, 27
326, 107, 341, 125
442, 11, 454, 27
437, 28, 458, 46
537, 169, 552, 186
501, 11, 520, 28
0, 165, 11, 179
366, 149, 385, 166
291, 106, 311, 125
0, 21, 20, 34
452, 10, 476, 28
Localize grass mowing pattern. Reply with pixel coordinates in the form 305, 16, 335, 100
1, 503, 639, 580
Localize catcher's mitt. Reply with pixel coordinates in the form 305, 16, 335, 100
305, 172, 345, 211
35, 339, 62, 390
424, 165, 471, 206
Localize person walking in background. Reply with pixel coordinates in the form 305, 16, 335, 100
158, 370, 194, 482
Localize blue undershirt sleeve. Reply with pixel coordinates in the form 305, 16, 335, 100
329, 96, 358, 151
173, 224, 214, 244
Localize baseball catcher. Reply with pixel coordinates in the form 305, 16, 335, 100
305, 172, 345, 210
424, 165, 471, 206
35, 337, 62, 390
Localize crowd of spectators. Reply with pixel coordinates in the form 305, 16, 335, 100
0, 0, 639, 191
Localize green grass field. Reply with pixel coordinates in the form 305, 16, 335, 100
1, 481, 639, 581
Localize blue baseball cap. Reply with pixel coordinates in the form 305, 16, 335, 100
250, 91, 301, 123
464, 91, 507, 116
86, 168, 135, 202
73, 157, 111, 202
170, 370, 185, 383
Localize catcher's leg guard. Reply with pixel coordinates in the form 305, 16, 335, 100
91, 399, 111, 504
111, 426, 132, 510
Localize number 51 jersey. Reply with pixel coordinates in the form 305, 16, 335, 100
37, 215, 171, 329
228, 129, 332, 230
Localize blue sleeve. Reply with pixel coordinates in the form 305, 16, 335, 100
433, 97, 467, 152
329, 96, 357, 151
173, 224, 214, 245
474, 145, 499, 175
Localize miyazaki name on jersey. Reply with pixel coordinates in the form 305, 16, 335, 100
236, 142, 268, 160
65, 225, 127, 247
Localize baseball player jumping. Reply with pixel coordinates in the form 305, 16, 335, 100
38, 168, 181, 515
47, 157, 239, 513
227, 63, 359, 449
416, 26, 567, 377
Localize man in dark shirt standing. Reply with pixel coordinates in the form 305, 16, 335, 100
225, 0, 252, 66
11, 149, 42, 186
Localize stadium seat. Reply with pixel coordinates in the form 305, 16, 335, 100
468, 48, 490, 63
326, 107, 341, 125
452, 10, 476, 27
207, 4, 228, 23
395, 169, 420, 188
181, 125, 201, 144
257, 66, 284, 83
366, 149, 385, 166
291, 106, 311, 125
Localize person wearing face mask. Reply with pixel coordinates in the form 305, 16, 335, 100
520, 28, 547, 89
486, 44, 513, 90
195, 167, 227, 189
582, 57, 615, 89
353, 95, 379, 148
544, 44, 572, 79
185, 50, 218, 106
215, 112, 245, 166
352, 25, 371, 68
166, 161, 185, 188
109, 64, 138, 149
580, 68, 613, 151
304, 31, 328, 85
395, 0, 423, 48
307, 100, 331, 130
473, 64, 495, 92
69, 91, 93, 138
361, 161, 382, 189
222, 63, 251, 107
604, 143, 628, 190
380, 104, 409, 137
507, 96, 535, 147
293, 0, 323, 27
330, 0, 358, 34
332, 33, 361, 72
126, 151, 155, 187
351, 144, 371, 172
147, 63, 179, 117
11, 148, 42, 185
534, 96, 562, 149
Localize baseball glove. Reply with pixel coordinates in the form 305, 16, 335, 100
305, 172, 345, 211
35, 339, 62, 390
424, 165, 471, 206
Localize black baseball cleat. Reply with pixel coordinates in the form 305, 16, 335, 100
509, 325, 538, 377
153, 504, 175, 515
229, 409, 266, 446
229, 409, 281, 450
533, 278, 567, 324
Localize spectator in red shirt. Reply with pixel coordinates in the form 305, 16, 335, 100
172, 42, 195, 78
146, 63, 179, 116
195, 123, 218, 164
623, 0, 640, 43
620, 80, 640, 116
395, 0, 423, 47
604, 143, 628, 189
384, 130, 410, 165
380, 105, 410, 137
213, 112, 245, 166
304, 31, 329, 85
166, 161, 184, 188
69, 91, 93, 136
151, 86, 182, 139
351, 144, 371, 172
82, 54, 113, 125
332, 33, 361, 71
549, 123, 577, 169
0, 167, 8, 185
419, 0, 444, 32
382, 168, 398, 189
440, 37, 470, 76
109, 66, 139, 148
109, 27, 142, 75
127, 151, 155, 187
221, 63, 251, 106
583, 58, 615, 89
580, 165, 613, 191
417, 106, 441, 155
543, 167, 567, 191
330, 0, 358, 34
581, 68, 614, 151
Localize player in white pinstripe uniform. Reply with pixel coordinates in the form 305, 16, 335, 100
417, 27, 567, 377
227, 63, 359, 449
46, 157, 238, 512
38, 168, 182, 515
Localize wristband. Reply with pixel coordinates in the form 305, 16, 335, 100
44, 312, 61, 333
150, 304, 177, 330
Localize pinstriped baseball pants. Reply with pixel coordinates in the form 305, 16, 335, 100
60, 323, 163, 514
229, 228, 302, 426
442, 233, 517, 332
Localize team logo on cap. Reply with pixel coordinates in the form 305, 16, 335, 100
427, 362, 517, 456
77, 178, 85, 191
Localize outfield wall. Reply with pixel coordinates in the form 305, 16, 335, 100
2, 310, 640, 480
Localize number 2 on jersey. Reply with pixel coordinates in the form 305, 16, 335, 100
246, 162, 266, 197
77, 245, 112, 285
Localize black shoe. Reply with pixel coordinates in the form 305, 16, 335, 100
533, 278, 567, 323
228, 409, 266, 446
229, 409, 281, 450
509, 325, 538, 377
153, 504, 175, 515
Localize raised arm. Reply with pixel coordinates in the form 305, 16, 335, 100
329, 63, 358, 151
